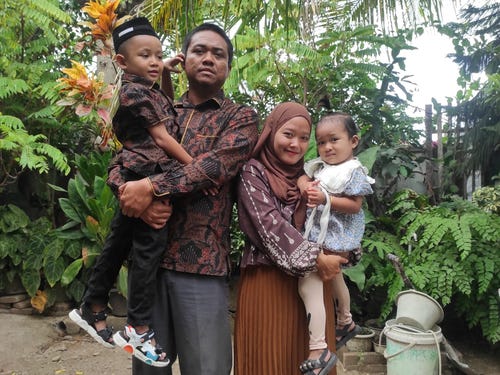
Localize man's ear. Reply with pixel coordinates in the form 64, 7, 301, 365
114, 54, 127, 70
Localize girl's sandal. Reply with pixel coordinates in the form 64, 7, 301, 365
69, 304, 114, 348
299, 348, 337, 375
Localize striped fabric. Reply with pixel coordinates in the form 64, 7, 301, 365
234, 266, 337, 375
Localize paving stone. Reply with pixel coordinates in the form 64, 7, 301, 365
0, 293, 29, 304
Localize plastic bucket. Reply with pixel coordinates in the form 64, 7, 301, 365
395, 290, 444, 331
381, 319, 443, 375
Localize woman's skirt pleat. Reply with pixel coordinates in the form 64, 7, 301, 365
234, 265, 337, 375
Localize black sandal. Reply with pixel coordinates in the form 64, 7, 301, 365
69, 304, 114, 348
299, 348, 337, 375
336, 322, 361, 349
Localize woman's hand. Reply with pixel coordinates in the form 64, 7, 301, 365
140, 199, 172, 229
118, 179, 154, 217
316, 252, 348, 281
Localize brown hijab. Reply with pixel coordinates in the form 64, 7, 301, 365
253, 102, 312, 227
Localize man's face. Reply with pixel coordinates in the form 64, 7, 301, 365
183, 30, 231, 90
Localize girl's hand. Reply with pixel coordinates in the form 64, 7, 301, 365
163, 53, 184, 73
306, 185, 327, 207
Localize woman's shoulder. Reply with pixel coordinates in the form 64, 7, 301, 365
242, 158, 265, 173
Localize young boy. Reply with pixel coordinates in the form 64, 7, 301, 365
69, 17, 190, 367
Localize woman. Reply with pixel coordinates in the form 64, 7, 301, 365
234, 102, 347, 375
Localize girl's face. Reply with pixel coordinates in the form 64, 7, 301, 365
273, 116, 311, 165
316, 120, 358, 165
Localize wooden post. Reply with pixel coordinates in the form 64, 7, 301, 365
436, 107, 443, 195
424, 104, 435, 200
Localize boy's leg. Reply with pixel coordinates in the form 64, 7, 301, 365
82, 211, 134, 307
127, 220, 168, 327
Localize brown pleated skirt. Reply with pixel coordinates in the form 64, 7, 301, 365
234, 265, 337, 375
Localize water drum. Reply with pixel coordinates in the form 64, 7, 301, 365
381, 319, 443, 375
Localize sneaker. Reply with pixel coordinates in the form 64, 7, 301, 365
113, 325, 169, 367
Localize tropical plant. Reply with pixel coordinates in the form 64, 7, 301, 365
0, 114, 70, 187
438, 1, 500, 191
361, 189, 500, 344
0, 204, 74, 311
49, 151, 119, 302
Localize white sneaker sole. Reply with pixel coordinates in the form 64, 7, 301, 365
68, 309, 114, 349
113, 330, 170, 368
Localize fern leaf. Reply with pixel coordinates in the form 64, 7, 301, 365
0, 77, 30, 99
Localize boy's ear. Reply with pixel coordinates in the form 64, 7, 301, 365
114, 54, 127, 70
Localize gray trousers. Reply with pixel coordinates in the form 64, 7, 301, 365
132, 269, 232, 375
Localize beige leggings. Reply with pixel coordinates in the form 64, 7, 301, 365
298, 271, 352, 350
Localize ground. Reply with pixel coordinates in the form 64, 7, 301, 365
0, 310, 499, 375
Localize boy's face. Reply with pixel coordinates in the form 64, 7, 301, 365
116, 35, 163, 82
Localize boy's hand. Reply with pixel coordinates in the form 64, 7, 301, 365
163, 53, 184, 73
202, 186, 219, 196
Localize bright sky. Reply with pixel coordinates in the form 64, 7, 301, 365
402, 1, 463, 116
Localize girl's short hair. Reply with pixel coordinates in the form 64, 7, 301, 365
317, 112, 359, 138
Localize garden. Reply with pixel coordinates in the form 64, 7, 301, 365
0, 0, 498, 352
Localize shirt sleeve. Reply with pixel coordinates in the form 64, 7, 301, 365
237, 161, 320, 277
122, 85, 176, 129
344, 167, 374, 196
148, 105, 258, 196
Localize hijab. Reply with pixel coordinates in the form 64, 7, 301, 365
253, 102, 312, 227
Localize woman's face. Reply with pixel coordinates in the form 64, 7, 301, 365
273, 116, 311, 165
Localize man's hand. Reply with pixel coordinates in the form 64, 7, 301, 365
140, 199, 172, 229
118, 179, 154, 217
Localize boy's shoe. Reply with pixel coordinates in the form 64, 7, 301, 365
68, 304, 114, 348
113, 325, 169, 367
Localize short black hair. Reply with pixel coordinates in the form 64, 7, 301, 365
181, 23, 233, 67
317, 112, 359, 138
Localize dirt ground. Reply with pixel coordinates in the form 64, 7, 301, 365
0, 309, 499, 375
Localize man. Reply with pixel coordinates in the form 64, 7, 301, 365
114, 23, 258, 374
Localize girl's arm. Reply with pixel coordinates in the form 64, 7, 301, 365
329, 195, 363, 214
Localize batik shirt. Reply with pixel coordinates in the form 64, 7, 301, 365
108, 90, 258, 276
237, 159, 321, 277
108, 73, 179, 188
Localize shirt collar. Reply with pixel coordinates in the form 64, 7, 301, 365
122, 73, 159, 90
174, 90, 225, 109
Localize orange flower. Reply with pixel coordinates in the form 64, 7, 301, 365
81, 0, 121, 43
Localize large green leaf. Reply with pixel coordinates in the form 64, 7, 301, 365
61, 259, 83, 286
20, 268, 41, 297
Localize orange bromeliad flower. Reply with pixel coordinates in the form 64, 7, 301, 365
57, 60, 115, 146
81, 0, 125, 46
58, 60, 112, 105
